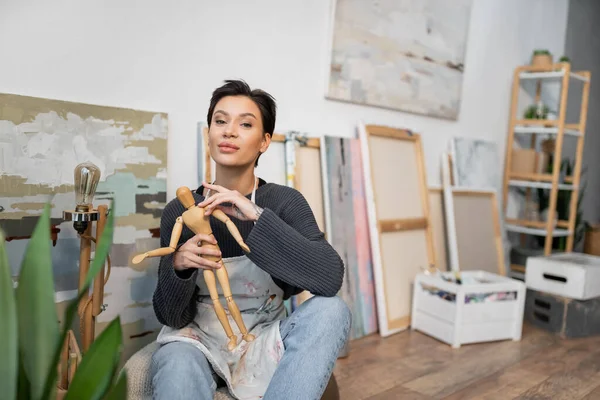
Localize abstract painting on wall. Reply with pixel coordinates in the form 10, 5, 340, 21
327, 0, 473, 120
0, 92, 168, 361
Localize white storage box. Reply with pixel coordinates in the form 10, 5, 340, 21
525, 252, 600, 300
411, 271, 526, 348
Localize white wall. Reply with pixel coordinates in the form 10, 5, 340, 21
0, 0, 569, 200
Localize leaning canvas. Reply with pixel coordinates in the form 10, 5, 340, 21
327, 0, 473, 120
323, 136, 378, 339
451, 137, 501, 191
0, 92, 168, 361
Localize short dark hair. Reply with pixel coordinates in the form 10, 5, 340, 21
207, 80, 276, 166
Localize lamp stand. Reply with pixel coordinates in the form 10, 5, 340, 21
57, 204, 110, 395
92, 205, 108, 333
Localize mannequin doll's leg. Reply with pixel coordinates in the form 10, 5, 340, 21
215, 265, 256, 343
203, 269, 238, 350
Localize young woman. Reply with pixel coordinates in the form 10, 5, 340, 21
150, 80, 351, 400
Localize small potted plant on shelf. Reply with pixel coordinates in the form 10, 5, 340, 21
524, 101, 555, 127
531, 49, 553, 68
524, 102, 549, 120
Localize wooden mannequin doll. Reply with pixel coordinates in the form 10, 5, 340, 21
132, 186, 255, 351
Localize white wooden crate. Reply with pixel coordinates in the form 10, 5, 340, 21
525, 252, 600, 300
411, 271, 526, 348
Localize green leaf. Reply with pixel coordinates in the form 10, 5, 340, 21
14, 204, 59, 400
64, 317, 123, 400
42, 202, 115, 398
17, 356, 30, 400
0, 230, 17, 400
104, 371, 128, 400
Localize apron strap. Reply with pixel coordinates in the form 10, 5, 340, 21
250, 176, 257, 225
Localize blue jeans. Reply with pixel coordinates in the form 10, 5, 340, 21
150, 296, 351, 400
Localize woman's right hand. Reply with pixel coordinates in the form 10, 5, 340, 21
173, 233, 222, 271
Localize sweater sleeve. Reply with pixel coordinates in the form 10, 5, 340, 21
152, 201, 199, 329
245, 188, 344, 297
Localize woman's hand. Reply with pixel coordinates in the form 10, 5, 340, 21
198, 182, 264, 221
173, 233, 222, 271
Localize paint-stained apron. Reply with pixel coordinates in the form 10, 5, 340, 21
156, 180, 287, 399
156, 255, 286, 399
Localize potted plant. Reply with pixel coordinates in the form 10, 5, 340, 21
524, 102, 549, 120
531, 49, 553, 68
541, 136, 556, 155
0, 202, 127, 400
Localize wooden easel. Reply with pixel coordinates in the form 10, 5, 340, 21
56, 203, 109, 394
56, 331, 81, 399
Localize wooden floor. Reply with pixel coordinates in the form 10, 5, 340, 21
333, 323, 600, 399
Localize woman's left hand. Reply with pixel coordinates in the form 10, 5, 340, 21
198, 182, 264, 221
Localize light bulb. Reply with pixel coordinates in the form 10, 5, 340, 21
74, 162, 101, 206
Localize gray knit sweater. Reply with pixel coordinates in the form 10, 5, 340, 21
152, 178, 345, 329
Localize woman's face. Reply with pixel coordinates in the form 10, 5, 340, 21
208, 95, 271, 168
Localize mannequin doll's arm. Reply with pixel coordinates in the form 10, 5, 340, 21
132, 217, 184, 264
211, 209, 250, 253
152, 199, 200, 329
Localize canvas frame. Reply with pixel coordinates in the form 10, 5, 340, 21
449, 136, 502, 191
358, 122, 435, 337
442, 152, 505, 275
428, 186, 449, 272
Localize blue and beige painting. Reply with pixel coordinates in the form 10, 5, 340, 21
0, 92, 168, 361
